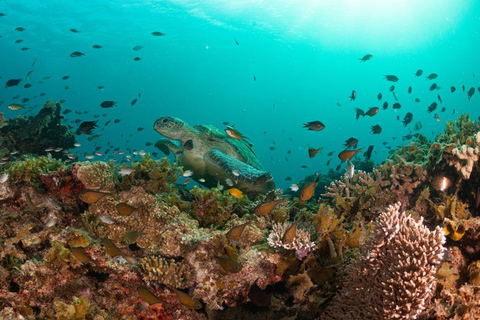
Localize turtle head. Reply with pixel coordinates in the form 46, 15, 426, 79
154, 117, 189, 140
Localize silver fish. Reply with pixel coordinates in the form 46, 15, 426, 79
0, 172, 9, 183
346, 160, 354, 178
99, 215, 116, 225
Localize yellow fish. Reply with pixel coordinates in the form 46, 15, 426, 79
79, 190, 115, 204
8, 104, 25, 111
169, 287, 203, 310
228, 188, 244, 199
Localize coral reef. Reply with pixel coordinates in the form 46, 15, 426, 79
138, 256, 195, 289
267, 221, 316, 260
447, 131, 480, 179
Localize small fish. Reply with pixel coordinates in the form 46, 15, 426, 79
226, 222, 250, 240
98, 86, 104, 90
255, 197, 288, 216
119, 166, 133, 176
364, 145, 374, 159
182, 170, 193, 177
228, 188, 244, 199
303, 121, 325, 131
427, 102, 438, 113
130, 98, 138, 106
415, 69, 423, 77
344, 137, 358, 148
467, 87, 475, 101
254, 174, 271, 186
0, 173, 9, 183
408, 86, 412, 94
415, 98, 420, 103
346, 160, 354, 178
384, 75, 399, 82
116, 203, 138, 217
282, 214, 303, 244
393, 102, 401, 109
70, 51, 85, 58
365, 107, 379, 117
70, 247, 94, 264
199, 178, 206, 183
308, 146, 323, 159
76, 120, 98, 135
414, 121, 423, 130
438, 94, 443, 103
70, 28, 81, 33
389, 85, 395, 92
426, 73, 438, 80
290, 184, 299, 192
79, 190, 115, 204
103, 238, 123, 257
137, 286, 166, 306
431, 176, 452, 192
74, 142, 81, 147
403, 112, 413, 126
231, 170, 240, 177
359, 54, 373, 62
429, 83, 438, 91
5, 79, 21, 87
225, 178, 234, 187
92, 44, 103, 49
99, 215, 116, 225
234, 38, 239, 45
8, 104, 24, 110
121, 228, 147, 245
377, 92, 382, 100
355, 108, 364, 120
451, 86, 456, 93
133, 45, 144, 51
169, 287, 202, 310
100, 100, 116, 108
253, 75, 256, 81
370, 125, 382, 134
15, 27, 26, 32
349, 90, 356, 101
133, 57, 142, 61
338, 148, 362, 162
392, 91, 398, 101
44, 218, 57, 228
214, 255, 243, 273
225, 126, 249, 141
299, 176, 320, 201
151, 31, 165, 36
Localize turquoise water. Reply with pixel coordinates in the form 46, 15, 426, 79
1, 0, 479, 188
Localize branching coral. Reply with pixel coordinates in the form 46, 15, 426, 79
267, 221, 316, 260
323, 203, 445, 320
138, 256, 195, 289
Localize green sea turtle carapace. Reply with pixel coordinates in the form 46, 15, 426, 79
154, 116, 275, 195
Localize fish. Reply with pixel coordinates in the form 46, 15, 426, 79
119, 166, 133, 176
79, 190, 115, 204
114, 119, 121, 124
137, 127, 144, 131
327, 151, 335, 156
14, 39, 23, 44
133, 45, 144, 51
100, 101, 116, 108
384, 75, 399, 82
392, 102, 401, 109
467, 87, 475, 100
70, 247, 94, 264
226, 222, 250, 240
370, 125, 382, 134
87, 134, 101, 141
0, 173, 9, 183
248, 279, 271, 307
8, 104, 24, 110
346, 160, 354, 178
462, 85, 465, 92
415, 69, 423, 77
427, 102, 438, 113
344, 137, 358, 148
326, 158, 332, 166
408, 86, 412, 94
214, 255, 243, 273
121, 228, 147, 245
99, 215, 116, 225
299, 176, 320, 201
70, 51, 85, 58
151, 31, 165, 36
338, 148, 362, 162
92, 44, 103, 49
302, 121, 325, 131
228, 188, 244, 199
169, 287, 203, 310
131, 98, 138, 106
116, 203, 138, 217
429, 83, 438, 91
438, 94, 443, 103
426, 73, 438, 80
70, 28, 81, 33
137, 286, 166, 306
44, 218, 57, 228
431, 176, 452, 192
365, 107, 379, 117
364, 145, 374, 159
103, 238, 123, 258
349, 90, 356, 101
415, 98, 420, 103
182, 170, 193, 177
5, 79, 21, 87
76, 120, 98, 135
15, 27, 26, 32
133, 57, 142, 61
382, 101, 389, 110
225, 127, 251, 146
284, 176, 292, 181
392, 91, 398, 101
355, 108, 364, 120
414, 121, 423, 130
451, 86, 456, 93
389, 85, 395, 92
308, 146, 323, 159
254, 197, 288, 216
282, 213, 303, 244
359, 54, 373, 62
377, 92, 382, 100
253, 75, 256, 81
290, 183, 299, 192
403, 112, 413, 126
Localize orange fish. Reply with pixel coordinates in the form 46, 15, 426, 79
338, 148, 362, 162
308, 146, 323, 159
254, 197, 288, 216
299, 176, 320, 201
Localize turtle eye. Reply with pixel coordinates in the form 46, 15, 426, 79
162, 118, 168, 123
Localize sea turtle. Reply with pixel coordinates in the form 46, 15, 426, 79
154, 116, 275, 195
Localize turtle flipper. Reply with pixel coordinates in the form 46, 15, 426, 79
206, 149, 275, 193
154, 139, 181, 156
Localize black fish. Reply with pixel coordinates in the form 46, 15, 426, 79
24, 83, 32, 88
303, 121, 325, 131
344, 137, 358, 148
429, 83, 438, 91
377, 92, 382, 100
438, 94, 443, 103
70, 51, 85, 58
389, 85, 395, 92
114, 119, 121, 124
462, 85, 465, 92
76, 120, 98, 135
137, 127, 144, 131
392, 91, 398, 101
100, 101, 116, 108
63, 75, 70, 80
70, 28, 81, 33
5, 78, 21, 87
364, 145, 374, 159
426, 73, 438, 80
408, 86, 412, 94
370, 125, 382, 134
415, 98, 420, 103
451, 86, 456, 93
427, 102, 438, 113
382, 101, 389, 110
349, 90, 356, 101
392, 102, 401, 109
355, 108, 364, 119
415, 69, 423, 77
384, 75, 399, 82
403, 112, 413, 126
467, 87, 475, 101
131, 98, 138, 106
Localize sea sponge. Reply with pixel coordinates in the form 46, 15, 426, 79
138, 256, 195, 289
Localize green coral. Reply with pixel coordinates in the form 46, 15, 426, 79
6, 156, 65, 185
437, 113, 478, 145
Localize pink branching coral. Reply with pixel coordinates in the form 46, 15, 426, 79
267, 221, 316, 260
323, 202, 446, 320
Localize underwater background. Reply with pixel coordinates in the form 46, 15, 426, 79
2, 1, 480, 320
1, 0, 479, 188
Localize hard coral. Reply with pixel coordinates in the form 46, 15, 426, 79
447, 131, 480, 179
73, 161, 115, 192
267, 221, 316, 260
138, 256, 195, 289
323, 203, 445, 320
